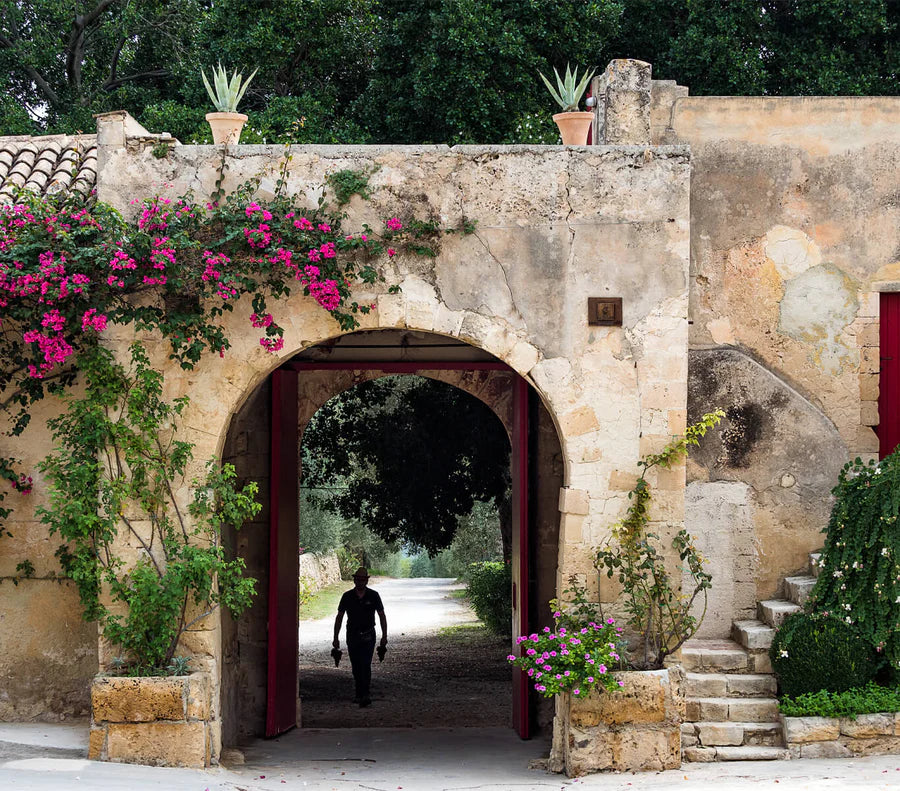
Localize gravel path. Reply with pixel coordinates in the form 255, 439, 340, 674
298, 577, 511, 728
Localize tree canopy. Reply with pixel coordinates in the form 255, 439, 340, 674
301, 375, 510, 555
2, 1, 896, 142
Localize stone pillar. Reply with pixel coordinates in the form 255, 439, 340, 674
592, 59, 652, 145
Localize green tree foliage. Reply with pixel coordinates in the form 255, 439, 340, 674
357, 0, 621, 144
0, 0, 203, 133
301, 375, 510, 555
465, 560, 511, 635
3, 2, 898, 141
433, 500, 504, 578
615, 0, 900, 96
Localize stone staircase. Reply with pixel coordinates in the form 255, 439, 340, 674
680, 552, 821, 762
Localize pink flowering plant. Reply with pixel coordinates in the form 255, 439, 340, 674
0, 166, 466, 545
508, 581, 626, 699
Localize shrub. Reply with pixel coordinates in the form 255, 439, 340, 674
779, 682, 900, 719
336, 547, 361, 580
466, 561, 511, 636
770, 612, 878, 697
806, 450, 900, 670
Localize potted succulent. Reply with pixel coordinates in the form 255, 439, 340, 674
539, 64, 596, 145
202, 63, 258, 144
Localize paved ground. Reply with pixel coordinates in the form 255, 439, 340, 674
3, 723, 900, 790
298, 577, 510, 727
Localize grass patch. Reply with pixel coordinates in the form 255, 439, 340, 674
438, 622, 486, 639
779, 682, 900, 719
448, 587, 468, 600
299, 580, 350, 621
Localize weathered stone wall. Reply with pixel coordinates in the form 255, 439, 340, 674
0, 392, 98, 721
297, 552, 340, 590
88, 117, 690, 749
670, 96, 900, 607
783, 713, 900, 759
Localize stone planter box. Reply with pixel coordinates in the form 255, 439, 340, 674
551, 667, 685, 776
89, 673, 218, 767
782, 713, 900, 758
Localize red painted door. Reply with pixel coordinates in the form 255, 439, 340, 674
510, 377, 530, 739
266, 368, 300, 737
881, 293, 900, 459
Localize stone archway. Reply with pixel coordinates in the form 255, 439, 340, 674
218, 328, 565, 745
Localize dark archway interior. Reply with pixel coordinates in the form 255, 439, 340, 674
220, 330, 563, 746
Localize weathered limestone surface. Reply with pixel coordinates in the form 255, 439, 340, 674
90, 673, 215, 767
783, 714, 900, 759
672, 96, 900, 599
687, 348, 846, 600
297, 552, 340, 591
552, 668, 685, 776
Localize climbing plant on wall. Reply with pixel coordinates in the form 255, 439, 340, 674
0, 162, 466, 547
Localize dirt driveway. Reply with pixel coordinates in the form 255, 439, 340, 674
297, 577, 511, 728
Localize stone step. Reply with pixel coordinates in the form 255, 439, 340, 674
732, 619, 776, 651
810, 552, 822, 578
683, 745, 789, 762
685, 720, 783, 748
685, 673, 777, 699
681, 639, 749, 674
784, 575, 816, 606
758, 599, 801, 628
686, 697, 780, 723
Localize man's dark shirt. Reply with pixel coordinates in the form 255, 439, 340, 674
338, 588, 384, 635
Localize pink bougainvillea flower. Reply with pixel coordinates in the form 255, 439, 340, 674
386, 217, 403, 231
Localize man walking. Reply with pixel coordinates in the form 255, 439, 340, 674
333, 567, 387, 707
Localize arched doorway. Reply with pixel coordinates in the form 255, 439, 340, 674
219, 329, 564, 748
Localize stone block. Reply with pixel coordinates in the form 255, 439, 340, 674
716, 746, 789, 761
186, 673, 212, 720
860, 400, 880, 426
859, 373, 880, 401
92, 676, 186, 723
89, 726, 107, 760
799, 740, 852, 759
685, 673, 727, 698
748, 651, 773, 674
782, 716, 840, 743
698, 699, 729, 721
727, 698, 779, 723
726, 674, 777, 697
844, 735, 900, 756
569, 670, 675, 727
840, 713, 894, 738
106, 721, 208, 767
558, 487, 590, 516
697, 722, 743, 746
732, 620, 775, 650
615, 727, 681, 772
683, 746, 717, 762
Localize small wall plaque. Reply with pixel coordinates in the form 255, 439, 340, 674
588, 297, 623, 326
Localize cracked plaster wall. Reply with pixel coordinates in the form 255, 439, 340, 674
0, 113, 691, 728
672, 95, 900, 601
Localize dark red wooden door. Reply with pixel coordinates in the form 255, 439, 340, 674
266, 368, 300, 737
881, 293, 900, 459
510, 377, 530, 739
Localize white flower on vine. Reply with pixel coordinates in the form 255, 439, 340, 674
833, 570, 843, 578
882, 548, 890, 557
843, 603, 852, 610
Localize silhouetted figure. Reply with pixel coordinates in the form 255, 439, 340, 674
333, 567, 388, 707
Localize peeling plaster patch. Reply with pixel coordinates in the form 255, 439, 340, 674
764, 225, 821, 280
707, 318, 736, 345
778, 264, 858, 374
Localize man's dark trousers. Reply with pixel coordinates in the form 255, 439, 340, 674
347, 628, 376, 700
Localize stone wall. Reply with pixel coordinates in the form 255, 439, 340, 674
297, 552, 340, 591
550, 668, 685, 775
783, 714, 900, 758
670, 95, 900, 608
90, 673, 217, 767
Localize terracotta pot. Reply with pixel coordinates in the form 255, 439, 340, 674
552, 111, 593, 146
206, 112, 248, 145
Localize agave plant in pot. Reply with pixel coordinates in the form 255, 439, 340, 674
539, 63, 596, 145
202, 63, 258, 144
